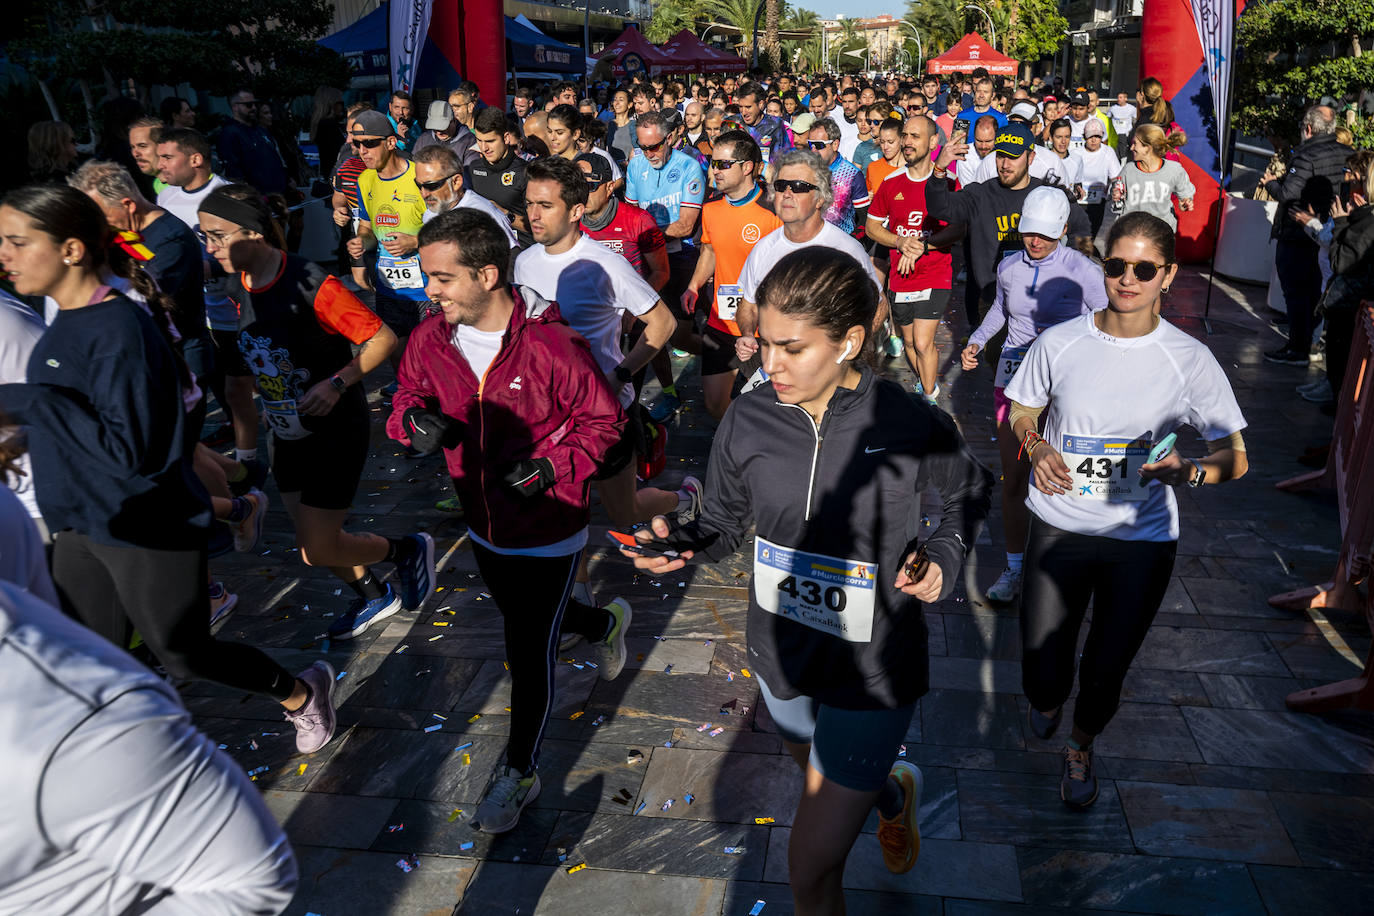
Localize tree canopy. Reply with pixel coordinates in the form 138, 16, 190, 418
1233, 0, 1374, 147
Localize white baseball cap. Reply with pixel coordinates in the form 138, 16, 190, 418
1019, 186, 1071, 239
1009, 101, 1039, 122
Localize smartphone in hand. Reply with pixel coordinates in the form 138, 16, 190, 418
607, 530, 683, 558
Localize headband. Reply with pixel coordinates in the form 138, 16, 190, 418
197, 194, 272, 237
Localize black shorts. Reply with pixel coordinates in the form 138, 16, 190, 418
374, 294, 424, 337
268, 414, 370, 510
661, 247, 700, 322
701, 324, 741, 377
890, 287, 951, 325
210, 328, 251, 377
592, 405, 643, 481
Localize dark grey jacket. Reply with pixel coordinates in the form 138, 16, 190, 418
677, 366, 993, 709
1265, 133, 1349, 243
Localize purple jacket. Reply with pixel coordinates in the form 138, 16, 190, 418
970, 244, 1108, 351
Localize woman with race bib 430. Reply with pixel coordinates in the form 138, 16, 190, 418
1007, 211, 1248, 809
623, 248, 992, 916
961, 186, 1108, 605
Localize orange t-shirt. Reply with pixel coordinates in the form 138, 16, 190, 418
700, 189, 782, 336
866, 157, 901, 196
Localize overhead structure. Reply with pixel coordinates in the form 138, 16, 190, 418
924, 33, 1017, 76
595, 25, 690, 77
660, 29, 748, 73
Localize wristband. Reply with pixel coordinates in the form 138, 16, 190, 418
1019, 430, 1044, 461
613, 365, 634, 385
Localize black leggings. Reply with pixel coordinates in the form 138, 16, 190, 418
1019, 516, 1177, 737
51, 531, 297, 701
471, 544, 612, 773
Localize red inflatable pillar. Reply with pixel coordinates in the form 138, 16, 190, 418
460, 0, 506, 111
1139, 0, 1231, 263
425, 0, 506, 108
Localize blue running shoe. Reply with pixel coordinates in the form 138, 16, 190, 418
648, 392, 682, 422
328, 584, 402, 640
395, 532, 436, 610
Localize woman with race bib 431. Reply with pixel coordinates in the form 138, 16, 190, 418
1007, 211, 1248, 809
623, 248, 992, 916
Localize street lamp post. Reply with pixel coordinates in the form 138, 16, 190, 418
965, 3, 996, 51
583, 2, 591, 93
899, 21, 924, 74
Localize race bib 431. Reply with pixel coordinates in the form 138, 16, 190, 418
1061, 434, 1150, 502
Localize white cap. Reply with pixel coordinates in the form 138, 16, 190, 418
425, 100, 455, 130
1019, 186, 1071, 239
1009, 101, 1039, 122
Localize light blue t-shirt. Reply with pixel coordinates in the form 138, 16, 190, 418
625, 148, 705, 253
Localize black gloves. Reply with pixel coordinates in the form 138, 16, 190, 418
402, 408, 455, 456
502, 457, 556, 498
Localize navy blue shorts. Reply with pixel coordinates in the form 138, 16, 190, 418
756, 674, 916, 791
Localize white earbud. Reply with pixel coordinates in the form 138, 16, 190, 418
835, 340, 854, 364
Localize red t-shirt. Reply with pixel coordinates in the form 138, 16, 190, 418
867, 169, 953, 293
581, 200, 666, 283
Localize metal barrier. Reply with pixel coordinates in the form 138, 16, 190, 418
1269, 303, 1374, 712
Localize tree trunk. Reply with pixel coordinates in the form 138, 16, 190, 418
765, 0, 780, 72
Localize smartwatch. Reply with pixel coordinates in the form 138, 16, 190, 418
1186, 457, 1206, 488
329, 374, 348, 393
613, 365, 634, 385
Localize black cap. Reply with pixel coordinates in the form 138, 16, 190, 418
1068, 90, 1090, 105
574, 152, 614, 184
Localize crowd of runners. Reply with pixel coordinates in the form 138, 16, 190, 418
15, 60, 1374, 914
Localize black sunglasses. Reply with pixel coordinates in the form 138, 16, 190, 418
867, 118, 886, 126
639, 138, 668, 153
1102, 257, 1166, 282
710, 158, 743, 170
416, 172, 458, 192
352, 137, 386, 149
772, 178, 819, 195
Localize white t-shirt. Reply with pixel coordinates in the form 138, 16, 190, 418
1108, 103, 1137, 135
1005, 314, 1246, 541
0, 295, 47, 522
1068, 116, 1095, 150
1041, 150, 1085, 195
422, 190, 519, 248
1078, 145, 1122, 203
836, 115, 861, 161
593, 147, 623, 183
450, 323, 504, 380
738, 222, 882, 304
973, 144, 1055, 184
513, 233, 658, 407
156, 174, 229, 237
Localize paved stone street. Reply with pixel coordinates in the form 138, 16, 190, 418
195, 264, 1374, 916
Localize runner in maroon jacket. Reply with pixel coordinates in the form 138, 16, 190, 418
387, 208, 630, 835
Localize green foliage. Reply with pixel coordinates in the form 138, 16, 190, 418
1007, 0, 1068, 61
699, 0, 767, 56
781, 8, 823, 72
1234, 0, 1373, 147
646, 0, 701, 43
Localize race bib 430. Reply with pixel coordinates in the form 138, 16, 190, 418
753, 536, 876, 642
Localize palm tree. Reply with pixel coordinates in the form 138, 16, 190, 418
764, 0, 781, 71
699, 0, 767, 59
645, 0, 700, 43
782, 8, 823, 72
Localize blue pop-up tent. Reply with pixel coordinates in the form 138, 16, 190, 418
318, 6, 585, 85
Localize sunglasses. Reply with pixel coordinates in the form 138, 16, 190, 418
1102, 257, 1167, 282
868, 118, 886, 126
710, 158, 743, 170
772, 178, 819, 195
352, 137, 386, 149
807, 140, 831, 150
416, 172, 458, 192
639, 138, 668, 153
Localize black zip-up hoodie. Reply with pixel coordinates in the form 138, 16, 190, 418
678, 366, 993, 709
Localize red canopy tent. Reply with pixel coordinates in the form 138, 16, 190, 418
926, 33, 1018, 76
595, 26, 692, 77
660, 29, 748, 73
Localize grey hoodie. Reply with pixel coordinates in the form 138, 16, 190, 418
677, 366, 993, 709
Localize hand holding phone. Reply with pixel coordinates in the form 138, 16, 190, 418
1140, 432, 1178, 487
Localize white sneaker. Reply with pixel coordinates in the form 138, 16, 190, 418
595, 598, 632, 680
986, 567, 1022, 604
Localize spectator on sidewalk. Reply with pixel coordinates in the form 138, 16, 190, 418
1263, 104, 1348, 366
